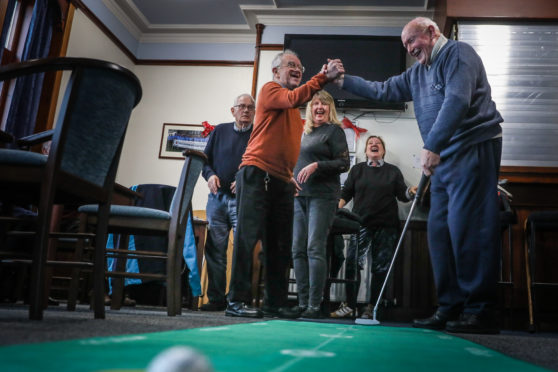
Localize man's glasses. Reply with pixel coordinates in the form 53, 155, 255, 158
234, 104, 255, 111
281, 61, 305, 73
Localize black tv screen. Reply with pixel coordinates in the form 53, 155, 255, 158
284, 34, 407, 111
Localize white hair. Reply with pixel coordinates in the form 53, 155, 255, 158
271, 49, 299, 70
233, 93, 254, 106
407, 17, 440, 35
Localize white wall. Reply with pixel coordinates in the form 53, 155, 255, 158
65, 9, 253, 210
344, 113, 423, 185
119, 65, 253, 210
65, 10, 135, 70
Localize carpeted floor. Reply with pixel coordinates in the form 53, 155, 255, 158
1, 304, 557, 371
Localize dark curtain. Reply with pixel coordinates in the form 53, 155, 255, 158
0, 0, 17, 63
4, 0, 59, 142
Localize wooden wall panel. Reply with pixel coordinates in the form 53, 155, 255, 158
435, 0, 558, 37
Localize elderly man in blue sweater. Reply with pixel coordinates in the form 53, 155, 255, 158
330, 17, 503, 334
200, 93, 254, 311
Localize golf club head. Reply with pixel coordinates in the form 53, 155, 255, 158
355, 318, 380, 326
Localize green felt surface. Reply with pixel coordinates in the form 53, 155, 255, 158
0, 320, 548, 371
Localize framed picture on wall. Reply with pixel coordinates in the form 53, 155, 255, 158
159, 123, 209, 159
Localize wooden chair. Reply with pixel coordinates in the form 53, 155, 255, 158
497, 186, 517, 325
75, 150, 207, 316
0, 57, 142, 320
323, 208, 362, 317
524, 210, 558, 332
0, 129, 54, 150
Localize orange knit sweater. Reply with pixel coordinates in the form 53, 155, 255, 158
240, 73, 329, 182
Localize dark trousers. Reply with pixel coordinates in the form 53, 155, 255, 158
428, 138, 502, 316
345, 226, 398, 309
227, 166, 294, 307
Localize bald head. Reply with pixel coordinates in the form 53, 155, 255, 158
403, 17, 441, 36
401, 17, 441, 65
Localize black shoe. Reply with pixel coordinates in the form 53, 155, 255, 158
200, 302, 227, 311
445, 313, 499, 334
300, 306, 322, 319
261, 304, 277, 318
413, 311, 455, 330
291, 305, 307, 318
261, 305, 301, 319
225, 302, 263, 318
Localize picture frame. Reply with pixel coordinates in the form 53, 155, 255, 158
159, 123, 209, 159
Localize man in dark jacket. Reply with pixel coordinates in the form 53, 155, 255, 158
200, 94, 254, 311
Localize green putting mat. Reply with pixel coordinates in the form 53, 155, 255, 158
0, 320, 548, 371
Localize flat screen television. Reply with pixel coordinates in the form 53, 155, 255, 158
283, 34, 407, 111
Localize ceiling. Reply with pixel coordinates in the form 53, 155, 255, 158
82, 0, 435, 60
100, 0, 434, 42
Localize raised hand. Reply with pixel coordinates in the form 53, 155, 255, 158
325, 58, 345, 81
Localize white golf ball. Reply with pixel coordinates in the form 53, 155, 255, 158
147, 346, 213, 372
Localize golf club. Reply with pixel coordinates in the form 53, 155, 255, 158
356, 173, 430, 326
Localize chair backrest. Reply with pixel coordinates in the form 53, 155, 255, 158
44, 58, 142, 200
0, 57, 142, 205
168, 149, 207, 245
134, 184, 176, 210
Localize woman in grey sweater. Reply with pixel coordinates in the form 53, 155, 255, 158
291, 90, 350, 318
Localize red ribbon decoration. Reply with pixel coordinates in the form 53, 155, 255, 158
201, 121, 215, 137
342, 117, 367, 139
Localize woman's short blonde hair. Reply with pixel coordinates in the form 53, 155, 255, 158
304, 90, 342, 134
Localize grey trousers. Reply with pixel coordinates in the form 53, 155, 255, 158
292, 196, 337, 308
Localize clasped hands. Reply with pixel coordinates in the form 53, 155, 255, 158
322, 59, 345, 82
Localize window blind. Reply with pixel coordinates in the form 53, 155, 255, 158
457, 22, 558, 167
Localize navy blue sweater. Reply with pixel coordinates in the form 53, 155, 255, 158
202, 122, 252, 195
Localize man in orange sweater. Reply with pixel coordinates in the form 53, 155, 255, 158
225, 50, 344, 318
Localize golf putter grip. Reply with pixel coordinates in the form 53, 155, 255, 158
415, 173, 431, 202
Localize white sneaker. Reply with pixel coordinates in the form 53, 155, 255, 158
330, 302, 353, 318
